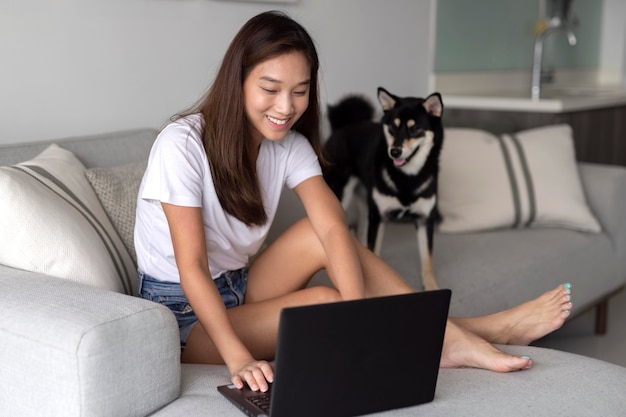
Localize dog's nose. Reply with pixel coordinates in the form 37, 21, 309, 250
390, 147, 403, 158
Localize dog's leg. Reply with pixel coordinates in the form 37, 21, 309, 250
354, 193, 368, 246
373, 223, 385, 256
340, 176, 359, 211
366, 202, 383, 255
416, 220, 438, 291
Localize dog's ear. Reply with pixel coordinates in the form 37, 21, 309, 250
377, 87, 397, 112
423, 93, 443, 118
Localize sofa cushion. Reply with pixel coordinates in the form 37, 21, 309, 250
150, 347, 626, 417
86, 161, 147, 264
438, 124, 601, 234
0, 144, 136, 294
376, 221, 620, 318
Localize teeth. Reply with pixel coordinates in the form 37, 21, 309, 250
267, 115, 288, 125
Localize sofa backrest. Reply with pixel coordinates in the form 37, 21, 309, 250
0, 128, 158, 168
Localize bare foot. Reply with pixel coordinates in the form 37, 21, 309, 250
452, 283, 572, 346
440, 321, 533, 372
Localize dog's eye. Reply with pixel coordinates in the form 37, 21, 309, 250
408, 126, 424, 137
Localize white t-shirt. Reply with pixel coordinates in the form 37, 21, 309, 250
134, 114, 322, 283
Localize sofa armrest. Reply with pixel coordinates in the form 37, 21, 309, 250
0, 267, 181, 417
579, 163, 626, 261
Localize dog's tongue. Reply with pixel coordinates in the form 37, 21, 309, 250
393, 159, 406, 167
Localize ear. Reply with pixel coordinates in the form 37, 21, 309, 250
377, 87, 397, 112
423, 93, 443, 117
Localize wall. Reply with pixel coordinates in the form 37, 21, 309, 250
0, 0, 433, 144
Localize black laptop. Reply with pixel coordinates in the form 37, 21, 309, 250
218, 289, 451, 417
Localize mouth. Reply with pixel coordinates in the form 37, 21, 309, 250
392, 158, 407, 167
267, 115, 291, 128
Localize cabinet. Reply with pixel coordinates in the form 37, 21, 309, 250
444, 105, 626, 166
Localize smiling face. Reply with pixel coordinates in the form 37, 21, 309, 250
243, 51, 311, 147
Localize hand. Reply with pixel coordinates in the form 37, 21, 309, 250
231, 359, 274, 392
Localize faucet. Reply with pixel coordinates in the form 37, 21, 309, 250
531, 0, 577, 100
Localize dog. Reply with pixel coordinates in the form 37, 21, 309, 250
323, 87, 444, 291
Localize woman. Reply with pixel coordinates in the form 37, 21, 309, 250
135, 10, 572, 393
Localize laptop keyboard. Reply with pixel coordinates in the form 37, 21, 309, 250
247, 391, 272, 412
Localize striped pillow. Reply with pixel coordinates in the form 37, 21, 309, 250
0, 144, 136, 294
437, 124, 601, 234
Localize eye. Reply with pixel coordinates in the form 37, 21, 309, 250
293, 90, 308, 96
408, 125, 423, 137
261, 87, 277, 94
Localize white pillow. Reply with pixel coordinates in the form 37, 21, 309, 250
0, 144, 136, 294
438, 124, 601, 234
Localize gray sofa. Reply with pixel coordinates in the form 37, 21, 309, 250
2, 128, 626, 417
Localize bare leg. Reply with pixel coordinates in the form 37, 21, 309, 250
184, 218, 568, 372
182, 286, 341, 364
183, 219, 340, 364
451, 284, 572, 346
351, 235, 553, 371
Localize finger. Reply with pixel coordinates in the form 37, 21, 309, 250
249, 366, 269, 392
231, 374, 244, 390
243, 369, 261, 392
260, 361, 274, 383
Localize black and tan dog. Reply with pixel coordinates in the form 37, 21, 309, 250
323, 87, 444, 290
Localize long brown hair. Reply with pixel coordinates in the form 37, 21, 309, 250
177, 11, 323, 226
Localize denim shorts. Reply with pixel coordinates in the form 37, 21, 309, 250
137, 267, 248, 350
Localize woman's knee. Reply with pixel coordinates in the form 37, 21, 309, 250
305, 286, 342, 305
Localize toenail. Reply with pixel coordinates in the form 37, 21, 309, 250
521, 355, 531, 360
564, 283, 571, 290
564, 309, 570, 315
566, 295, 571, 300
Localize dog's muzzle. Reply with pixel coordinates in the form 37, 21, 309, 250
389, 147, 407, 167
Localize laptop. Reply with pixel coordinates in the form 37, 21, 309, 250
218, 289, 451, 417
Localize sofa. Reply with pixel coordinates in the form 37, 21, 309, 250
1, 127, 626, 417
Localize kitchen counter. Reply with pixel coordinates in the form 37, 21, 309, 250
443, 87, 626, 113
433, 71, 626, 113
434, 72, 626, 165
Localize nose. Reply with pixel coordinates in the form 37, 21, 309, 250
275, 92, 294, 115
390, 147, 403, 158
